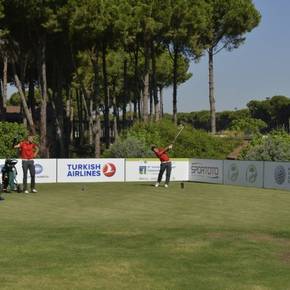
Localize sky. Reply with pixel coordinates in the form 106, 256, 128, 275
163, 0, 290, 113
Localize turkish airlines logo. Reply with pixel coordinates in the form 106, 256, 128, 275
102, 163, 116, 177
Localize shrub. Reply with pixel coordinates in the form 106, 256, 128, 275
102, 136, 152, 158
230, 117, 267, 136
103, 120, 241, 159
0, 122, 28, 158
240, 130, 290, 161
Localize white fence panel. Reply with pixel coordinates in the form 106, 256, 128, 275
264, 162, 290, 190
125, 159, 188, 182
189, 159, 223, 184
57, 159, 125, 183
224, 160, 264, 188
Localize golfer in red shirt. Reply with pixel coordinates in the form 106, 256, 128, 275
14, 135, 39, 193
151, 144, 173, 188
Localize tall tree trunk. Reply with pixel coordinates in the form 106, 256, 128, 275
50, 91, 65, 157
122, 59, 127, 128
91, 48, 101, 157
159, 86, 164, 118
76, 89, 84, 145
11, 62, 36, 134
138, 90, 142, 120
0, 55, 8, 112
151, 43, 159, 121
65, 88, 72, 157
112, 94, 118, 141
208, 48, 216, 134
102, 43, 110, 148
172, 45, 178, 125
28, 72, 36, 120
89, 99, 94, 145
149, 86, 153, 120
70, 106, 74, 145
39, 38, 49, 157
133, 49, 139, 120
143, 40, 150, 122
94, 110, 101, 158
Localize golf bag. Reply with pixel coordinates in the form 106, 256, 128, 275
1, 159, 21, 193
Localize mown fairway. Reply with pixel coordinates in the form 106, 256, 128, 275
0, 182, 290, 290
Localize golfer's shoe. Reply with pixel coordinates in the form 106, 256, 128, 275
155, 183, 160, 187
164, 184, 169, 188
24, 190, 29, 194
31, 189, 37, 193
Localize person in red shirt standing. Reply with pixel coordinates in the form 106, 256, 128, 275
14, 135, 39, 193
151, 144, 173, 188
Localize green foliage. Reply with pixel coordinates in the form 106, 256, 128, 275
206, 0, 261, 52
247, 95, 290, 131
103, 120, 241, 159
177, 109, 251, 132
7, 90, 42, 107
0, 122, 28, 158
230, 117, 266, 135
102, 136, 151, 158
240, 130, 290, 161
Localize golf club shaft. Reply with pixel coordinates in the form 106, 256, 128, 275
173, 126, 184, 143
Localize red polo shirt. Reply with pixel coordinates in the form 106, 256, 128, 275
19, 141, 37, 159
154, 148, 170, 162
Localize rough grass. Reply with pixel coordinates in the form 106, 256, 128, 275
1, 182, 290, 290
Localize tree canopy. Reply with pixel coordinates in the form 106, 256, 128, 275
0, 0, 261, 157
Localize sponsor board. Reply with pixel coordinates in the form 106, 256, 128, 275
57, 159, 124, 182
0, 159, 57, 184
189, 159, 223, 184
224, 160, 263, 188
125, 159, 189, 182
264, 162, 290, 190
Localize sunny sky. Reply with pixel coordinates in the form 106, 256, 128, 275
164, 0, 290, 113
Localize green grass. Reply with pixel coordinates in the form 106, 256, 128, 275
1, 182, 290, 290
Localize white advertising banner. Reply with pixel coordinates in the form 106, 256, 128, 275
0, 159, 57, 184
57, 159, 125, 182
189, 159, 223, 184
125, 159, 189, 182
224, 160, 264, 188
264, 162, 290, 190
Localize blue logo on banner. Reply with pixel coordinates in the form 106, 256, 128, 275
35, 164, 43, 175
139, 166, 147, 175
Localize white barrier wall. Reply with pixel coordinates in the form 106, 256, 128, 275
125, 159, 189, 182
1, 157, 290, 191
264, 162, 290, 190
57, 159, 125, 182
189, 159, 223, 184
224, 160, 264, 188
0, 159, 57, 184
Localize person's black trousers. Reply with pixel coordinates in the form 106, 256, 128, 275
22, 160, 35, 191
157, 162, 172, 184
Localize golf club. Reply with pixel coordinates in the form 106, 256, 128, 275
172, 124, 184, 144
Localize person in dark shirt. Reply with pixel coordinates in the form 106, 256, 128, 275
14, 135, 39, 193
151, 144, 173, 188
